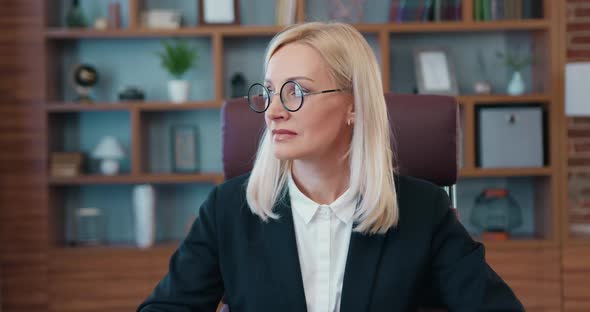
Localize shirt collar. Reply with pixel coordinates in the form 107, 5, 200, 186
287, 171, 356, 225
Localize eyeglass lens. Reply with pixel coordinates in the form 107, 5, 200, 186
247, 84, 269, 112
247, 81, 304, 112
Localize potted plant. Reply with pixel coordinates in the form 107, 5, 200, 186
496, 50, 534, 96
156, 40, 199, 103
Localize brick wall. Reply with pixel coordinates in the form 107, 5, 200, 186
566, 0, 590, 235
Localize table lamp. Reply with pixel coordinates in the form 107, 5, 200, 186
92, 136, 125, 175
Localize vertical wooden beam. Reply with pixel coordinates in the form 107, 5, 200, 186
379, 30, 391, 92
213, 33, 224, 101
462, 0, 473, 23
128, 0, 141, 29
463, 101, 475, 170
297, 0, 306, 23
131, 107, 142, 175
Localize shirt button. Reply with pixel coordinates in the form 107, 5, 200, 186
318, 205, 330, 217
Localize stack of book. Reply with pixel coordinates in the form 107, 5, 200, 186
50, 152, 84, 177
389, 0, 462, 23
474, 0, 544, 21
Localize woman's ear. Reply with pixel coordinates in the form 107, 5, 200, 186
347, 101, 355, 119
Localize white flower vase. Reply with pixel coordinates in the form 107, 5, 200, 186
168, 80, 190, 103
507, 71, 525, 95
132, 184, 156, 249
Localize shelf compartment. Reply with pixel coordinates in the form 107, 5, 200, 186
49, 183, 215, 247
50, 38, 214, 103
223, 37, 270, 99
47, 0, 130, 29
48, 111, 132, 175
455, 176, 555, 242
140, 110, 223, 175
389, 30, 548, 95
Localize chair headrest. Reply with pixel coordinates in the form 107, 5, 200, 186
221, 93, 458, 186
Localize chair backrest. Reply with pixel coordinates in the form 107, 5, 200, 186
221, 93, 458, 187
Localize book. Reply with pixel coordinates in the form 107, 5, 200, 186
515, 0, 523, 19
422, 0, 434, 21
484, 0, 492, 21
434, 0, 442, 21
276, 0, 296, 25
389, 0, 400, 22
491, 0, 499, 20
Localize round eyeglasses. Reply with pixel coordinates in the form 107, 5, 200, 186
245, 80, 347, 113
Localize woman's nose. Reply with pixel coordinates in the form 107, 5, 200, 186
265, 93, 288, 120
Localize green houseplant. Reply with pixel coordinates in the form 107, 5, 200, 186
156, 40, 199, 103
496, 50, 534, 95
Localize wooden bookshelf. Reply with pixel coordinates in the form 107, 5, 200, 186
1, 0, 564, 311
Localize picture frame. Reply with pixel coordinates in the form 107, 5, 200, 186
198, 0, 240, 25
414, 47, 459, 95
171, 125, 198, 172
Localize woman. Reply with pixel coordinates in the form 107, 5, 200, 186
138, 22, 524, 312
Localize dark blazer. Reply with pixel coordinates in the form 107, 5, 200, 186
138, 173, 524, 312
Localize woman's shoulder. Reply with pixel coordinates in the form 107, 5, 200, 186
217, 172, 251, 190
394, 173, 451, 221
394, 173, 445, 196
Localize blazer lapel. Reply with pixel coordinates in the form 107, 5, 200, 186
340, 227, 390, 312
261, 191, 308, 312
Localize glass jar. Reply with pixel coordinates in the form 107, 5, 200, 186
470, 188, 523, 235
75, 207, 105, 246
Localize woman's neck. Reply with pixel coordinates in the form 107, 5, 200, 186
290, 157, 350, 205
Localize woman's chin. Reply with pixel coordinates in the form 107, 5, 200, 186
272, 147, 300, 161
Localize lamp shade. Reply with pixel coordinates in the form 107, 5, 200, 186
92, 136, 125, 159
566, 62, 590, 116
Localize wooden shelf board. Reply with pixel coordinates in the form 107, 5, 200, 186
457, 94, 552, 105
45, 25, 284, 39
138, 100, 222, 111
566, 234, 590, 245
141, 173, 225, 184
44, 20, 550, 39
459, 167, 553, 177
48, 173, 224, 185
45, 27, 214, 38
46, 102, 134, 112
386, 20, 549, 32
46, 101, 222, 112
51, 241, 180, 255
479, 238, 558, 249
217, 25, 288, 37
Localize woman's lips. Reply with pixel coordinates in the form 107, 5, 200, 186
272, 129, 297, 142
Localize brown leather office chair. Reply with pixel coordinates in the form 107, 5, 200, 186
219, 93, 459, 311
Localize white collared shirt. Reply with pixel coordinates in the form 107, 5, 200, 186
288, 172, 356, 312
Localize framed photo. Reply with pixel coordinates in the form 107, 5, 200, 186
414, 47, 459, 95
171, 125, 198, 172
198, 0, 240, 25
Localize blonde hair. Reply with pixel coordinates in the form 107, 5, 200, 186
245, 22, 399, 234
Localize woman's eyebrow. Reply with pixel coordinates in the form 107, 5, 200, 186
263, 76, 315, 84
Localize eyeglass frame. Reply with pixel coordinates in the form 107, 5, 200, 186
244, 80, 349, 113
